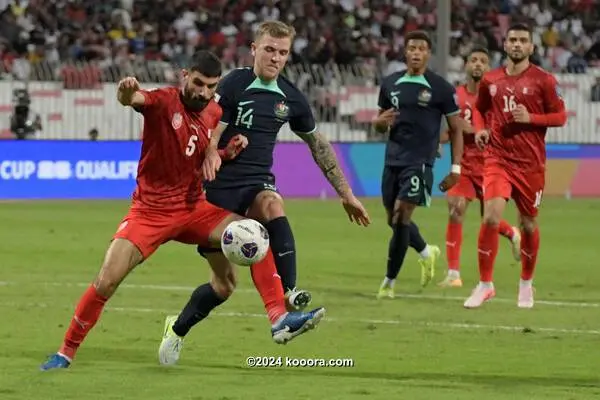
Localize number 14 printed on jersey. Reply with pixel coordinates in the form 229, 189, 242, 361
236, 106, 254, 129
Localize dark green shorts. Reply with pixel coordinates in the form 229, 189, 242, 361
381, 164, 433, 209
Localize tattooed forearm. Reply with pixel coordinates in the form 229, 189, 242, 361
297, 131, 351, 197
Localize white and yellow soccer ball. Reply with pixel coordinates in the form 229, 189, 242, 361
220, 219, 269, 266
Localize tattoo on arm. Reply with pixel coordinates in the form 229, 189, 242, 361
296, 131, 351, 197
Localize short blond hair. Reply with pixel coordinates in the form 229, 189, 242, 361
255, 20, 296, 42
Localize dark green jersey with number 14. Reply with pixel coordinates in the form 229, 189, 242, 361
207, 67, 317, 188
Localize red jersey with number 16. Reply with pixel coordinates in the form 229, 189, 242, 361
455, 84, 483, 178
132, 87, 222, 210
475, 65, 565, 172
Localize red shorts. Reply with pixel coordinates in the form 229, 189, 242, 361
446, 174, 483, 201
113, 201, 231, 259
483, 162, 545, 217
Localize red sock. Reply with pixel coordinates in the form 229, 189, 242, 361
445, 221, 462, 271
520, 227, 540, 280
250, 248, 287, 324
498, 220, 514, 240
59, 285, 108, 360
477, 223, 499, 282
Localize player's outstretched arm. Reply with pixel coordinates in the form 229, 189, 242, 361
296, 131, 371, 226
117, 77, 145, 107
296, 131, 350, 196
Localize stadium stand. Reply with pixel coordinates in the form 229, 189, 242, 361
0, 0, 599, 142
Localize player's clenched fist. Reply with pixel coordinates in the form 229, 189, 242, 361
219, 134, 248, 160
475, 129, 490, 150
117, 77, 141, 105
438, 172, 460, 192
203, 134, 249, 181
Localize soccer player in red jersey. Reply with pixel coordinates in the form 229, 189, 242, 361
439, 48, 521, 288
40, 51, 325, 370
464, 24, 567, 308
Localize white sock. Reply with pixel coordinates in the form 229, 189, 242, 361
382, 277, 395, 288
479, 281, 494, 289
419, 245, 430, 258
57, 352, 72, 362
448, 269, 460, 279
519, 279, 533, 288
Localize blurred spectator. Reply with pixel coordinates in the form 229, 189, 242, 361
591, 77, 600, 102
89, 128, 99, 141
0, 0, 598, 83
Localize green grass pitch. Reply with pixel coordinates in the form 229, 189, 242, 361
0, 198, 599, 399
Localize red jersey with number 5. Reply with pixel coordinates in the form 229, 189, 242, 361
132, 87, 222, 210
455, 84, 483, 178
475, 65, 565, 172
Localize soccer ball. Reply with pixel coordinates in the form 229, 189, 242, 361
220, 219, 269, 266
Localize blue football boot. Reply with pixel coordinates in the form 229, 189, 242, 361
271, 307, 326, 344
40, 353, 71, 371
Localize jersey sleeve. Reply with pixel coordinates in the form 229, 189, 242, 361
290, 93, 317, 135
135, 88, 167, 114
441, 82, 460, 117
541, 74, 565, 113
378, 80, 392, 110
214, 69, 242, 125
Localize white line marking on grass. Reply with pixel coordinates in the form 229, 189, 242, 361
1, 280, 598, 309
1, 301, 599, 336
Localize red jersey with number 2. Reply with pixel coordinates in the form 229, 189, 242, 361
475, 65, 565, 172
455, 84, 483, 177
133, 87, 222, 210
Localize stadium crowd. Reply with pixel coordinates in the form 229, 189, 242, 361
0, 0, 599, 84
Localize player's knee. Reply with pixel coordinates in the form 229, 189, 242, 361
93, 272, 120, 298
254, 193, 285, 221
94, 238, 143, 297
482, 202, 504, 226
448, 199, 466, 222
210, 276, 236, 299
519, 216, 537, 234
482, 214, 501, 226
482, 206, 501, 226
94, 256, 130, 297
392, 204, 413, 225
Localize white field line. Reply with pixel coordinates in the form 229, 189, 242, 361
0, 300, 598, 336
0, 280, 599, 308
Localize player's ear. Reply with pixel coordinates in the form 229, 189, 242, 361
251, 42, 257, 57
181, 69, 189, 79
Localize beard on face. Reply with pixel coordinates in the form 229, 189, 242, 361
508, 51, 528, 64
181, 85, 209, 110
